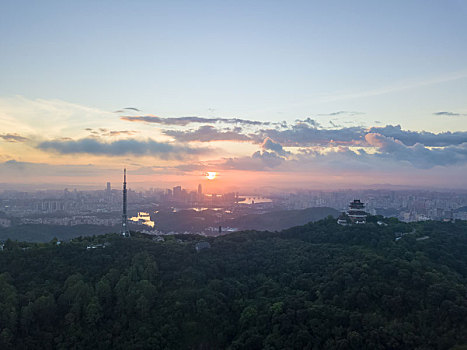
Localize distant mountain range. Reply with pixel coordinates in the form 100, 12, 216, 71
224, 206, 339, 231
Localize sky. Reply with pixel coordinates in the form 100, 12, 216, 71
1, 0, 467, 191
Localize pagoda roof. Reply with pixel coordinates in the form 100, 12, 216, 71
348, 210, 367, 216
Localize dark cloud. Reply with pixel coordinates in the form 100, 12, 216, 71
163, 125, 251, 142
261, 137, 288, 156
37, 138, 210, 159
219, 139, 467, 172
114, 107, 141, 113
368, 125, 467, 147
295, 118, 320, 128
218, 146, 365, 173
121, 116, 467, 151
121, 115, 271, 126
365, 133, 467, 168
104, 130, 138, 137
220, 138, 289, 171
251, 150, 285, 168
255, 123, 365, 146
0, 133, 29, 143
254, 123, 467, 148
433, 111, 467, 117
329, 120, 341, 128
216, 130, 467, 173
317, 111, 365, 117
85, 128, 138, 137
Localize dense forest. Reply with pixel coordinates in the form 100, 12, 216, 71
0, 217, 467, 349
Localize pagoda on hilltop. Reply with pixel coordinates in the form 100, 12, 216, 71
337, 199, 368, 225
347, 199, 367, 224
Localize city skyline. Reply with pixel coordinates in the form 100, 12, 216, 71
1, 1, 467, 190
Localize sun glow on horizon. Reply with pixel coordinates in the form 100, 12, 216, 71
205, 171, 217, 180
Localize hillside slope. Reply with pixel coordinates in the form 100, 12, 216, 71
0, 218, 466, 349
0, 224, 116, 242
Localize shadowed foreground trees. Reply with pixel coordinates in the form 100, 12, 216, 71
0, 217, 466, 349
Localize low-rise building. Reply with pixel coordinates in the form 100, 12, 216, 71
337, 212, 348, 225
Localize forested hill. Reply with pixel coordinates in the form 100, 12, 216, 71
0, 224, 116, 243
1, 218, 467, 349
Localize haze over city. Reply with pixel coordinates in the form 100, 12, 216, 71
3, 2, 467, 349
1, 0, 467, 192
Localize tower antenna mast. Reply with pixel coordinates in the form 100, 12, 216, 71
121, 168, 130, 237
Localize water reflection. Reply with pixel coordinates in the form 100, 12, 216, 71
129, 212, 155, 228
172, 207, 224, 212
238, 195, 272, 204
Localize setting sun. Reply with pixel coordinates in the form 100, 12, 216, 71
206, 172, 217, 180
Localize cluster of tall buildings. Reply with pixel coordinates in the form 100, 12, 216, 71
163, 184, 239, 206
166, 185, 204, 203
1, 172, 467, 231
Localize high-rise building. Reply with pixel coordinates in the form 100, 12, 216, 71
173, 186, 182, 200
106, 182, 111, 201
197, 184, 203, 202
121, 169, 130, 237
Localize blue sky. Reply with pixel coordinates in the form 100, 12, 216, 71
1, 1, 467, 189
2, 1, 467, 124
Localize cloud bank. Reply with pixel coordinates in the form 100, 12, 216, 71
367, 125, 467, 147
216, 132, 467, 173
163, 122, 467, 149
37, 137, 210, 159
121, 115, 272, 126
0, 133, 29, 143
433, 111, 467, 117
163, 125, 251, 142
317, 111, 365, 117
